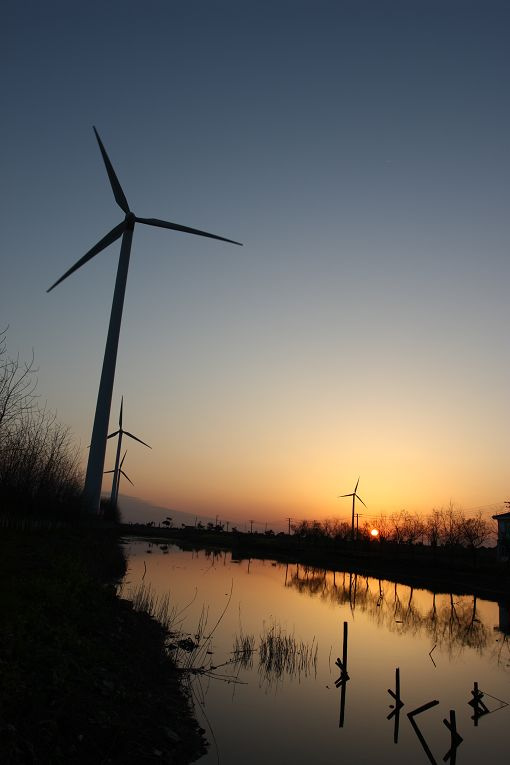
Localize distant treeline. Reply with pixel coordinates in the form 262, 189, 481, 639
147, 505, 495, 556
291, 506, 494, 554
129, 504, 498, 578
0, 329, 82, 518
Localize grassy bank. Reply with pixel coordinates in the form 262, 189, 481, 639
0, 526, 206, 764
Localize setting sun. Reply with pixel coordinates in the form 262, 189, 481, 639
370, 528, 379, 538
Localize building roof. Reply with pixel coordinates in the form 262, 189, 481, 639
492, 511, 510, 521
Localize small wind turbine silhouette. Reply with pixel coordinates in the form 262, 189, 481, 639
107, 397, 151, 507
48, 127, 242, 512
104, 449, 133, 505
338, 477, 366, 542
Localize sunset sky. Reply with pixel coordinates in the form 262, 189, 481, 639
3, 1, 508, 527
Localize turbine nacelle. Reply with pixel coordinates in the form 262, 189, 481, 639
337, 477, 366, 507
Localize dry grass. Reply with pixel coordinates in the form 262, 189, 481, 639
232, 621, 318, 687
121, 581, 177, 632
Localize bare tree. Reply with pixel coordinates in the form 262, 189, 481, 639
439, 503, 464, 548
0, 330, 82, 518
0, 327, 38, 433
460, 511, 491, 566
424, 509, 442, 546
401, 511, 425, 545
389, 510, 408, 544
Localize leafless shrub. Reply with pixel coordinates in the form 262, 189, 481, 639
0, 327, 38, 433
0, 330, 82, 516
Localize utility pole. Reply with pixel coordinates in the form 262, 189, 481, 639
287, 517, 292, 535
226, 521, 229, 533
249, 519, 254, 534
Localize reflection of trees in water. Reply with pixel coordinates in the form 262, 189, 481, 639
494, 634, 510, 668
424, 594, 489, 659
287, 566, 494, 658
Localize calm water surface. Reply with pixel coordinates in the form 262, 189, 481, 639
122, 540, 510, 765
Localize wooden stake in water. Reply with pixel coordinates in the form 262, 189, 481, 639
387, 667, 405, 743
443, 709, 463, 764
335, 621, 350, 728
468, 681, 489, 726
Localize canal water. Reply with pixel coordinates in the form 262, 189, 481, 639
122, 540, 510, 764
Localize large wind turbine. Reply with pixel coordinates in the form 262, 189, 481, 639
338, 477, 366, 542
107, 397, 150, 507
48, 127, 242, 512
104, 449, 133, 505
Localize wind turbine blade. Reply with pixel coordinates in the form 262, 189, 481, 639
47, 221, 125, 292
337, 493, 353, 498
135, 216, 242, 246
355, 494, 367, 508
119, 396, 123, 429
107, 429, 120, 440
120, 449, 128, 469
124, 430, 152, 449
120, 469, 134, 486
104, 469, 114, 474
354, 477, 360, 493
93, 127, 130, 214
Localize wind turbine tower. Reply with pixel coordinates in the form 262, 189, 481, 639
104, 449, 133, 504
107, 397, 151, 507
48, 128, 242, 512
338, 477, 366, 542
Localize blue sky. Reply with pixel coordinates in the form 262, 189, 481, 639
2, 1, 509, 524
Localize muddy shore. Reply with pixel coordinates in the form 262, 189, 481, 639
0, 527, 207, 764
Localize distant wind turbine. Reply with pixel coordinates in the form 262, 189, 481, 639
338, 477, 366, 542
104, 449, 133, 504
48, 127, 242, 512
107, 397, 151, 507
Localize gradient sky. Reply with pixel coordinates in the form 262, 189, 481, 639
2, 0, 509, 526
